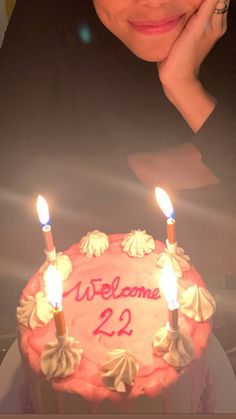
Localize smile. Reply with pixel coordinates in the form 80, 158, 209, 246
128, 15, 183, 35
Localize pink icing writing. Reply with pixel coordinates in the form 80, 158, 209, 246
118, 309, 132, 336
63, 276, 161, 302
93, 308, 133, 337
93, 308, 115, 337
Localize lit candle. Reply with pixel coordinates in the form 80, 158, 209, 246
155, 187, 176, 245
160, 264, 179, 331
36, 195, 56, 263
44, 264, 66, 337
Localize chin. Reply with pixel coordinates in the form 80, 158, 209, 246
125, 43, 170, 63
132, 48, 169, 63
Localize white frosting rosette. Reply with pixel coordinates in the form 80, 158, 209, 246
55, 253, 73, 281
41, 253, 72, 282
121, 230, 155, 257
153, 326, 195, 368
80, 230, 109, 257
179, 285, 216, 322
156, 246, 191, 278
101, 349, 139, 392
16, 292, 53, 330
41, 335, 83, 379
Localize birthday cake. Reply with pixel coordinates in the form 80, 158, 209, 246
16, 230, 216, 413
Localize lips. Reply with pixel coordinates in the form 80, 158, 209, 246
128, 15, 183, 35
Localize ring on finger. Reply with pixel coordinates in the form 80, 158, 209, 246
214, 0, 229, 14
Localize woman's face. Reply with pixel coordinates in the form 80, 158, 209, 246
93, 0, 203, 62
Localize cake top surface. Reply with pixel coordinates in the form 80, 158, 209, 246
17, 231, 213, 406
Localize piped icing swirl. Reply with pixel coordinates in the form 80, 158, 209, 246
101, 349, 139, 392
153, 326, 195, 368
179, 285, 216, 322
156, 246, 191, 278
41, 253, 72, 282
41, 336, 83, 379
80, 230, 109, 257
55, 253, 73, 281
16, 292, 53, 330
121, 230, 155, 257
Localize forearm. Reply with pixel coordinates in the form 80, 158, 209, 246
193, 101, 236, 183
162, 80, 217, 133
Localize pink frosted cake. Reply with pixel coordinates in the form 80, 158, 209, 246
16, 230, 216, 413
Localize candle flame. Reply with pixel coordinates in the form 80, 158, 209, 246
44, 264, 62, 308
155, 187, 173, 219
160, 264, 178, 309
36, 195, 50, 225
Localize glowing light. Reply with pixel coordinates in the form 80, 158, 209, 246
78, 22, 92, 44
44, 264, 63, 308
36, 195, 50, 226
155, 187, 173, 219
160, 264, 178, 309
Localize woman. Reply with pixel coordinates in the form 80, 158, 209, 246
93, 0, 224, 132
91, 0, 234, 190
0, 0, 235, 274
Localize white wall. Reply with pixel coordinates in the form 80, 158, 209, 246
0, 0, 8, 47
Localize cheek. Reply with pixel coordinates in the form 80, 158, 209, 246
188, 0, 204, 10
93, 0, 127, 29
93, 1, 133, 52
178, 0, 204, 15
93, 0, 110, 27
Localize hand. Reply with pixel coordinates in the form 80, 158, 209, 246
157, 0, 230, 132
158, 0, 229, 86
127, 142, 219, 190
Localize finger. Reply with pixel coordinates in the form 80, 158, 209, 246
195, 0, 220, 22
211, 0, 230, 34
213, 0, 230, 13
187, 0, 220, 34
193, 0, 229, 37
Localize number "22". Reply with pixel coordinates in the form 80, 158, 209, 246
93, 308, 133, 337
